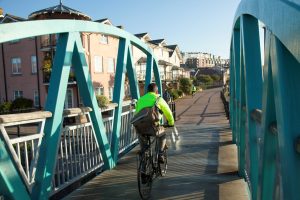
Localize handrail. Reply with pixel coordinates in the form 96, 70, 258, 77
0, 111, 52, 124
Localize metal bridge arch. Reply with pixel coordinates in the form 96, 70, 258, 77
230, 0, 300, 200
0, 20, 162, 200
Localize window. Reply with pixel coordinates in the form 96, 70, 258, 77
34, 90, 39, 107
64, 89, 74, 109
14, 90, 23, 100
100, 34, 108, 44
31, 56, 37, 74
94, 56, 103, 73
107, 58, 115, 73
11, 57, 22, 74
95, 87, 104, 96
109, 87, 114, 100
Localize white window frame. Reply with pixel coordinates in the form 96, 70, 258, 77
94, 55, 103, 73
13, 90, 23, 100
109, 87, 114, 100
11, 57, 22, 74
100, 34, 108, 44
107, 57, 115, 73
31, 55, 37, 74
34, 90, 39, 107
95, 87, 104, 96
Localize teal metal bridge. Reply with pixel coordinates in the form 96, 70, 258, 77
0, 18, 163, 200
230, 0, 300, 199
0, 0, 299, 199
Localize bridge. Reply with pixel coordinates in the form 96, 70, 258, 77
0, 0, 300, 199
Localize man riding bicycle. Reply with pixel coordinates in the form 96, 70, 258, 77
134, 83, 175, 163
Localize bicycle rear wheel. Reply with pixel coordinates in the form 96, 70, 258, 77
137, 153, 153, 200
159, 149, 168, 176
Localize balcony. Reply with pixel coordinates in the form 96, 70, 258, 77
43, 72, 77, 85
40, 38, 57, 51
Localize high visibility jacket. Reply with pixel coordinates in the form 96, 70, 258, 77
135, 92, 174, 126
192, 86, 197, 92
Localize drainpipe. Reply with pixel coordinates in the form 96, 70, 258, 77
1, 44, 8, 102
35, 37, 42, 109
87, 33, 92, 72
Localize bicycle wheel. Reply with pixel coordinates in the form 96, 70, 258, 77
137, 152, 153, 200
159, 149, 168, 176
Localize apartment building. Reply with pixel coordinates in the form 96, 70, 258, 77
183, 52, 229, 68
0, 3, 189, 109
133, 33, 189, 87
0, 4, 119, 109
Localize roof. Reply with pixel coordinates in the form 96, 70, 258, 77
149, 39, 165, 45
95, 18, 112, 25
135, 33, 148, 39
28, 2, 91, 20
1, 14, 26, 23
165, 45, 177, 50
165, 44, 183, 60
116, 25, 124, 29
136, 57, 173, 66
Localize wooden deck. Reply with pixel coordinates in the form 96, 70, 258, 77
64, 88, 248, 200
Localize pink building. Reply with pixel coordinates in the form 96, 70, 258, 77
0, 3, 189, 111
0, 4, 120, 109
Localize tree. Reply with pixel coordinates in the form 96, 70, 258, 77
198, 75, 213, 85
179, 78, 192, 95
211, 74, 221, 82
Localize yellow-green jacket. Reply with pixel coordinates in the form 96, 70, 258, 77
135, 92, 175, 126
192, 86, 197, 92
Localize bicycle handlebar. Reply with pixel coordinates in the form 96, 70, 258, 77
162, 124, 174, 128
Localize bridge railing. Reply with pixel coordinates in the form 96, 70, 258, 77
230, 0, 300, 199
0, 105, 137, 197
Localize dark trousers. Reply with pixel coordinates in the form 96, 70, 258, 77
138, 133, 166, 152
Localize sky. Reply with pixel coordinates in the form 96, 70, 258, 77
0, 0, 241, 59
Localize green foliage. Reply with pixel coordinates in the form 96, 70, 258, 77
211, 74, 221, 82
170, 89, 179, 100
177, 90, 183, 97
198, 75, 214, 85
0, 101, 12, 113
179, 77, 192, 95
11, 98, 33, 110
96, 95, 109, 108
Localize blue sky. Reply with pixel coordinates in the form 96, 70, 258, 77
0, 0, 240, 58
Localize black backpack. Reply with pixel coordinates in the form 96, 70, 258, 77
131, 97, 161, 136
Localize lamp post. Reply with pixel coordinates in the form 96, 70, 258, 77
220, 65, 224, 86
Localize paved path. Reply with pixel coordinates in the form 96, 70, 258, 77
64, 88, 248, 200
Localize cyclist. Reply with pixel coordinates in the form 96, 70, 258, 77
135, 83, 174, 163
191, 84, 197, 97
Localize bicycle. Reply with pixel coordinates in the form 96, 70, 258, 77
137, 125, 171, 200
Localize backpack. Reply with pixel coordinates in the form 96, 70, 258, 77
131, 97, 161, 136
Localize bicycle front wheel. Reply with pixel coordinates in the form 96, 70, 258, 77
137, 153, 153, 200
